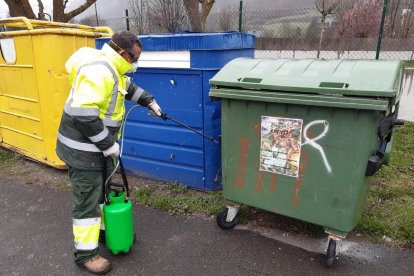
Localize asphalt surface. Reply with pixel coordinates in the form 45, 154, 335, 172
1, 175, 413, 276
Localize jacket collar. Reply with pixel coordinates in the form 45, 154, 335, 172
102, 43, 132, 75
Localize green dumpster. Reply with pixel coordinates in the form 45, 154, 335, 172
209, 58, 404, 267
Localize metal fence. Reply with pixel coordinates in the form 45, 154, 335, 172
76, 5, 414, 61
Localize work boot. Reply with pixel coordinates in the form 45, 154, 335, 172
82, 255, 111, 275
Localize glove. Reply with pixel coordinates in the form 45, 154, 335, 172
148, 99, 162, 117
102, 142, 120, 157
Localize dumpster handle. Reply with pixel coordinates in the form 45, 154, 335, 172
0, 17, 34, 30
0, 17, 113, 36
365, 116, 405, 176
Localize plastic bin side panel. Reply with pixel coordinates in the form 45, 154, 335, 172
131, 68, 203, 125
221, 98, 382, 234
202, 70, 222, 190
33, 34, 95, 167
122, 69, 205, 188
0, 35, 45, 158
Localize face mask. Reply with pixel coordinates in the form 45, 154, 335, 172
127, 61, 139, 73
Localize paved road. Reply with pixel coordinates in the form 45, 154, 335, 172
1, 176, 413, 276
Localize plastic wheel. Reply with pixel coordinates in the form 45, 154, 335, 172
325, 238, 337, 268
216, 208, 238, 230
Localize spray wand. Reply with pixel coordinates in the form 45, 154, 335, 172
105, 106, 220, 187
160, 112, 220, 144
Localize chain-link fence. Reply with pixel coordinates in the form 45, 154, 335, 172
75, 3, 414, 61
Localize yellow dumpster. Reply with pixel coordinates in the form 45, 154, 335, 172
0, 17, 112, 168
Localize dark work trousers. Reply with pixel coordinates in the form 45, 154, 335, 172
68, 158, 114, 265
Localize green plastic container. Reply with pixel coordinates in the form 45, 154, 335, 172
103, 191, 134, 254
209, 58, 403, 237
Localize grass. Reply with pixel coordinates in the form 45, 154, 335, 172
134, 183, 227, 216
356, 122, 414, 245
0, 147, 19, 171
405, 60, 414, 68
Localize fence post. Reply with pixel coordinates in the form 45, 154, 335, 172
125, 9, 130, 31
376, 0, 388, 60
238, 0, 243, 32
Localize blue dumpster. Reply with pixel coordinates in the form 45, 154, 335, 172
96, 33, 255, 190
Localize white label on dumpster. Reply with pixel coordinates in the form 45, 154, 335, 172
260, 116, 303, 178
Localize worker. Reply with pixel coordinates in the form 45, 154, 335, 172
56, 31, 162, 274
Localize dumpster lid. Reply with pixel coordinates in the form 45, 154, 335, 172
209, 58, 403, 97
136, 32, 255, 51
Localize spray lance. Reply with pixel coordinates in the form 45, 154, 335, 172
107, 105, 220, 176
160, 112, 220, 144
104, 105, 220, 193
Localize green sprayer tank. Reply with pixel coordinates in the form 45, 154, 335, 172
103, 191, 134, 254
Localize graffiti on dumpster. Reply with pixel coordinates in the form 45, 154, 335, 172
302, 120, 332, 174
259, 116, 303, 178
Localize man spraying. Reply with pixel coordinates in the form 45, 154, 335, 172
56, 31, 162, 274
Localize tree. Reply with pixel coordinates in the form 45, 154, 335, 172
334, 0, 355, 57
334, 0, 383, 39
387, 0, 402, 38
280, 20, 294, 38
349, 0, 383, 38
399, 0, 414, 38
4, 0, 98, 23
183, 0, 215, 32
129, 0, 148, 34
315, 0, 339, 58
75, 14, 98, 27
305, 17, 320, 40
218, 7, 236, 32
4, 0, 36, 19
148, 0, 186, 33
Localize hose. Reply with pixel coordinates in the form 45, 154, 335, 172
104, 105, 140, 189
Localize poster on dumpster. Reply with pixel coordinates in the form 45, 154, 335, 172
260, 116, 303, 178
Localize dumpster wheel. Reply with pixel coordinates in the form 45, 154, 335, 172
325, 238, 337, 268
216, 208, 239, 230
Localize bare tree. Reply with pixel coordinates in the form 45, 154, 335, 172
4, 0, 98, 22
399, 0, 414, 38
315, 0, 339, 58
129, 0, 147, 34
387, 0, 403, 38
54, 0, 98, 22
218, 7, 235, 31
4, 0, 36, 19
75, 14, 98, 27
149, 0, 186, 33
305, 17, 320, 40
335, 0, 355, 58
183, 0, 215, 32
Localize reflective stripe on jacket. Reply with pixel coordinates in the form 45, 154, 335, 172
56, 44, 153, 170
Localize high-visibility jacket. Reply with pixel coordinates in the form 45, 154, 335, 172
56, 43, 152, 170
